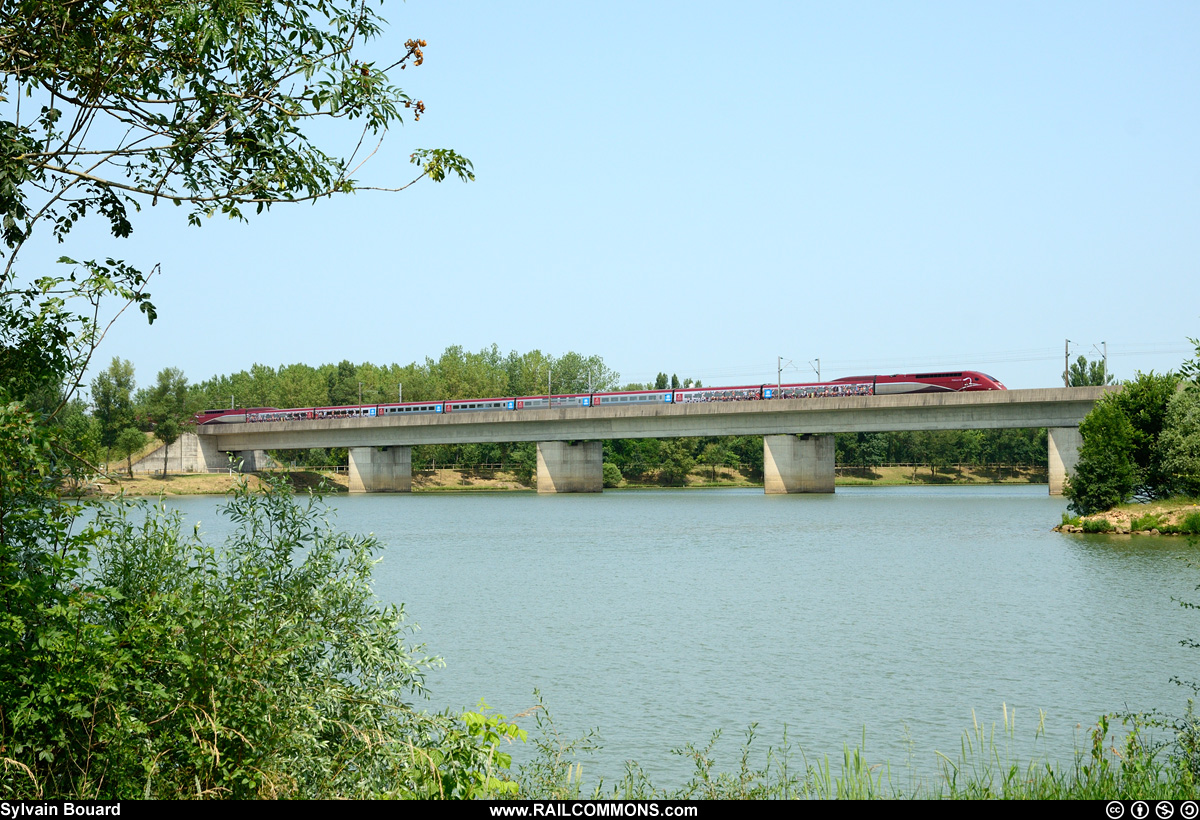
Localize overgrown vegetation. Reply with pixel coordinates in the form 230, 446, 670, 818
508, 700, 1200, 799
1066, 347, 1200, 515
1, 478, 528, 798
0, 0, 505, 800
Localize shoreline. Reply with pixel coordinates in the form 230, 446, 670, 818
1055, 498, 1200, 535
76, 464, 1049, 497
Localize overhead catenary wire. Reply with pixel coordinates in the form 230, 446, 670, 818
629, 341, 1193, 387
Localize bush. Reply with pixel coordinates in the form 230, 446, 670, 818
1082, 518, 1115, 533
1113, 372, 1180, 495
1065, 399, 1139, 515
1158, 388, 1200, 498
602, 462, 623, 488
1, 476, 522, 799
1132, 513, 1164, 532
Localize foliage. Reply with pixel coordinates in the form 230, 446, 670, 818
1065, 372, 1180, 514
1065, 397, 1139, 515
1112, 372, 1180, 495
0, 0, 494, 800
1157, 388, 1200, 498
516, 691, 600, 800
1, 477, 524, 799
1132, 513, 1166, 532
1081, 518, 1115, 533
1182, 337, 1200, 387
1067, 355, 1115, 386
90, 358, 136, 448
138, 366, 192, 428
113, 427, 146, 477
1, 0, 469, 411
152, 416, 180, 476
655, 440, 695, 486
1, 0, 456, 250
602, 461, 622, 488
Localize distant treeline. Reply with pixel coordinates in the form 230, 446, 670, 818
79, 345, 1046, 483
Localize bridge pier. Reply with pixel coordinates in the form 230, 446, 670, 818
764, 434, 835, 494
237, 449, 272, 473
1047, 427, 1082, 496
348, 446, 412, 493
536, 441, 602, 493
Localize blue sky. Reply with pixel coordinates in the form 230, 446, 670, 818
31, 0, 1200, 394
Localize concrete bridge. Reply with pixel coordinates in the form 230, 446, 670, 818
191, 387, 1111, 495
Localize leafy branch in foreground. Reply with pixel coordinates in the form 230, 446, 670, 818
2, 0, 471, 403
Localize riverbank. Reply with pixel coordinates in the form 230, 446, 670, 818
1055, 497, 1200, 534
80, 463, 1047, 496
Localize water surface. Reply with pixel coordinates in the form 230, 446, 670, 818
159, 486, 1200, 789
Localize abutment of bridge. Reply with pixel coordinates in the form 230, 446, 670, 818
348, 446, 412, 493
536, 441, 603, 493
1047, 427, 1082, 497
764, 434, 835, 494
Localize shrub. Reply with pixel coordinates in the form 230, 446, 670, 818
1132, 513, 1164, 532
1157, 388, 1200, 498
1, 477, 521, 799
1082, 518, 1115, 533
1065, 399, 1139, 515
602, 462, 623, 488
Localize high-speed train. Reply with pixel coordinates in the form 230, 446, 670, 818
193, 370, 1005, 425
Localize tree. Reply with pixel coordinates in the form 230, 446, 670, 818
1157, 388, 1200, 498
0, 1, 503, 798
326, 359, 361, 406
1064, 397, 1139, 515
152, 417, 180, 477
2, 0, 472, 405
90, 358, 136, 449
1181, 337, 1200, 386
1067, 355, 1115, 387
1065, 370, 1187, 512
657, 439, 695, 486
114, 426, 146, 477
136, 367, 191, 476
139, 366, 191, 423
698, 442, 732, 481
1110, 371, 1179, 497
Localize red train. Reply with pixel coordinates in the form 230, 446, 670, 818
194, 370, 1005, 425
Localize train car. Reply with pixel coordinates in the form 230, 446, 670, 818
590, 389, 674, 407
673, 384, 766, 403
516, 393, 595, 410
248, 408, 317, 423
308, 404, 382, 420
444, 396, 516, 413
770, 381, 875, 399
379, 401, 444, 416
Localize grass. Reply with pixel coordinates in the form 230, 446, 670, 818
1062, 496, 1200, 535
508, 703, 1200, 800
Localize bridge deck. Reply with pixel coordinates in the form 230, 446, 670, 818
197, 387, 1111, 451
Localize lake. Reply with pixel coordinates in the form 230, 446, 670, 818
154, 485, 1200, 791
